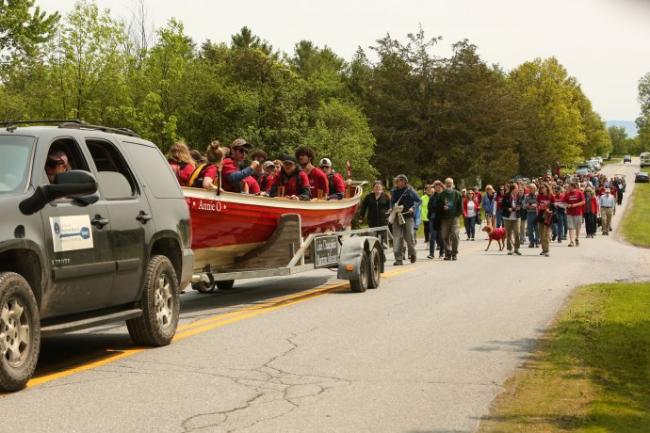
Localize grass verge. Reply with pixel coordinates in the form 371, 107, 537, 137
478, 282, 650, 433
622, 183, 650, 248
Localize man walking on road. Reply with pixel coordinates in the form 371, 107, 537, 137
390, 174, 421, 266
599, 187, 616, 235
438, 177, 462, 261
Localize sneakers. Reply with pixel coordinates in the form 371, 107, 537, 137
539, 251, 545, 256
443, 256, 451, 261
452, 255, 457, 261
427, 255, 434, 259
507, 251, 513, 256
568, 242, 574, 247
529, 242, 534, 248
514, 250, 522, 256
410, 255, 417, 264
393, 260, 403, 266
544, 252, 550, 257
576, 239, 580, 246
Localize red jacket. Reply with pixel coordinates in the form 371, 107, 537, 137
462, 197, 480, 218
270, 169, 311, 200
584, 194, 599, 214
242, 176, 260, 194
170, 161, 195, 186
306, 167, 329, 199
221, 158, 255, 192
259, 174, 275, 193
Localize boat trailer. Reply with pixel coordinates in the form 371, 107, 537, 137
191, 214, 392, 293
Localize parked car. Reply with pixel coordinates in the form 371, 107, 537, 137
0, 120, 193, 391
635, 172, 649, 183
640, 152, 650, 168
576, 164, 590, 176
587, 159, 601, 171
624, 155, 632, 164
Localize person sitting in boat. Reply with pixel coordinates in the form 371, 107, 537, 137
221, 138, 260, 192
241, 176, 261, 194
249, 149, 268, 184
319, 158, 346, 200
190, 149, 205, 164
189, 141, 223, 191
268, 156, 311, 201
295, 146, 329, 199
167, 141, 195, 186
259, 161, 276, 193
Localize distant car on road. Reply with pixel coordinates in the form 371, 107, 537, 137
635, 172, 649, 183
576, 164, 590, 176
624, 155, 632, 164
587, 159, 601, 171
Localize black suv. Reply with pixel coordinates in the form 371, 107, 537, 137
0, 121, 193, 391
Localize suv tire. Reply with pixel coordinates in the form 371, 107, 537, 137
127, 256, 179, 346
0, 272, 40, 392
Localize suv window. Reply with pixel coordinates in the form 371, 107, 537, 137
87, 139, 138, 200
125, 142, 183, 199
0, 135, 34, 194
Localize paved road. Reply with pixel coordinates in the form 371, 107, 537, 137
1, 160, 648, 433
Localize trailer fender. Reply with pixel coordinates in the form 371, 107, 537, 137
337, 236, 385, 281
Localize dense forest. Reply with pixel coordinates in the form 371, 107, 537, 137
1, 0, 647, 185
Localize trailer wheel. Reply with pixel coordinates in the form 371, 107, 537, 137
350, 252, 369, 293
216, 280, 235, 291
368, 247, 382, 289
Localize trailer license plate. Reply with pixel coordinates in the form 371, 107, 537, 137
314, 235, 339, 268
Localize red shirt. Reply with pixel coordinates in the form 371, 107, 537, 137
242, 176, 260, 194
306, 167, 329, 198
270, 170, 311, 199
221, 158, 246, 192
328, 172, 346, 197
259, 174, 275, 192
203, 164, 217, 182
536, 194, 554, 214
170, 161, 195, 186
564, 190, 585, 216
496, 193, 504, 210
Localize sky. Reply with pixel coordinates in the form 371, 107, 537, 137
37, 0, 650, 121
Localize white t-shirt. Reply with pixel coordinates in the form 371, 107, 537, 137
467, 200, 476, 218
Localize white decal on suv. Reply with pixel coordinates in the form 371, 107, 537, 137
49, 215, 94, 252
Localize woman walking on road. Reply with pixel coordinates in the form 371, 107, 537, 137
427, 181, 445, 259
502, 183, 522, 256
463, 190, 479, 240
584, 187, 599, 238
482, 185, 497, 228
536, 183, 554, 257
358, 180, 391, 229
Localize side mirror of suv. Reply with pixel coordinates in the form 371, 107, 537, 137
19, 170, 99, 215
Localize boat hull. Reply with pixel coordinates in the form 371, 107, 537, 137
184, 188, 360, 270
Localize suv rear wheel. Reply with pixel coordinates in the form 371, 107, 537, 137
0, 272, 40, 392
127, 256, 179, 346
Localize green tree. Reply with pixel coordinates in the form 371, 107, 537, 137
0, 0, 59, 63
608, 126, 629, 155
636, 73, 650, 152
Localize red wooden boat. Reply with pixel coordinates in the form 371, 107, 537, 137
183, 186, 362, 271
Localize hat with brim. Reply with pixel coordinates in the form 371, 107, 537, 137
263, 161, 275, 169
281, 155, 297, 165
394, 174, 408, 182
231, 139, 252, 151
319, 157, 332, 167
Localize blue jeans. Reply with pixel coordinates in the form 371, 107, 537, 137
496, 209, 504, 228
553, 211, 566, 240
526, 213, 539, 244
464, 216, 476, 239
429, 219, 438, 256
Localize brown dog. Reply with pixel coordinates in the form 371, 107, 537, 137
482, 225, 506, 251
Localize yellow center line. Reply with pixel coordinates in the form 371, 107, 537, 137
24, 267, 417, 389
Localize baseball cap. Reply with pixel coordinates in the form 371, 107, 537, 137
230, 138, 251, 150
394, 174, 408, 182
281, 155, 297, 165
319, 157, 332, 167
263, 161, 275, 169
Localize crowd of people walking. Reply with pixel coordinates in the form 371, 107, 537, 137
357, 170, 627, 265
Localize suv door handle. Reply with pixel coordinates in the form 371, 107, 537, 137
91, 215, 110, 229
136, 211, 152, 224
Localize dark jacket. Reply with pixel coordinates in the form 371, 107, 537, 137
359, 192, 391, 227
502, 194, 523, 219
390, 186, 422, 216
427, 192, 443, 230
437, 188, 462, 220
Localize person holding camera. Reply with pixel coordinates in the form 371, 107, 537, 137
389, 174, 421, 266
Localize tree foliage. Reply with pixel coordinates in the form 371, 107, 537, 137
0, 0, 611, 184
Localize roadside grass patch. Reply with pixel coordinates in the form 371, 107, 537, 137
478, 282, 650, 433
622, 183, 650, 248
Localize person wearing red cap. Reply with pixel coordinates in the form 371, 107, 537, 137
45, 150, 71, 183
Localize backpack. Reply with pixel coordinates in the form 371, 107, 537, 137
188, 163, 209, 188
